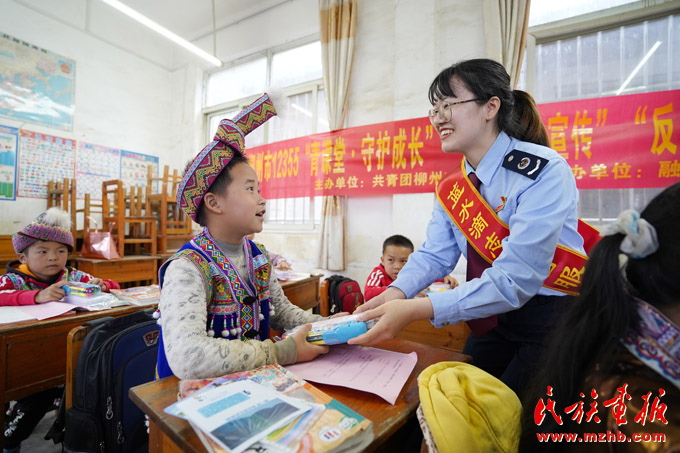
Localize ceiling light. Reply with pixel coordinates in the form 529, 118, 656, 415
99, 0, 222, 67
616, 41, 661, 95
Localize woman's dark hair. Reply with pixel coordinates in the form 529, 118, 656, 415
185, 152, 250, 226
428, 58, 549, 146
519, 182, 680, 451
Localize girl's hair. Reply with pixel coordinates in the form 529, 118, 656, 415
428, 58, 549, 146
187, 153, 250, 226
519, 182, 680, 452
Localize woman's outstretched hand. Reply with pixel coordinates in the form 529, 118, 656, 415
349, 297, 434, 346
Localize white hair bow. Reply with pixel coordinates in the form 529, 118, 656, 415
600, 209, 659, 259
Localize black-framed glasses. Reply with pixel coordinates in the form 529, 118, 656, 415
428, 99, 480, 122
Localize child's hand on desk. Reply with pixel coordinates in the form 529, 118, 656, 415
88, 278, 108, 292
35, 282, 67, 303
275, 261, 292, 271
290, 323, 329, 363
443, 275, 459, 289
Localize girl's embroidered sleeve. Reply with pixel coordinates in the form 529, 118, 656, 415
0, 274, 38, 306
161, 258, 282, 379
268, 272, 322, 332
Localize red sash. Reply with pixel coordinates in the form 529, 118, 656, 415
437, 160, 600, 296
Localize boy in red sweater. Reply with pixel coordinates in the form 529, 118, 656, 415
365, 235, 458, 301
0, 207, 119, 306
1, 207, 119, 452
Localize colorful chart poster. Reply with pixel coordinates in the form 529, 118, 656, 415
18, 130, 75, 198
0, 33, 76, 130
0, 124, 18, 200
121, 150, 158, 188
76, 142, 121, 199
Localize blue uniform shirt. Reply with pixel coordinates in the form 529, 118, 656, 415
391, 131, 584, 327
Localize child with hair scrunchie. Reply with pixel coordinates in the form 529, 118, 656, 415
520, 182, 680, 452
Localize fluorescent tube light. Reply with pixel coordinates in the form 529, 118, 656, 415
616, 41, 661, 95
99, 0, 222, 67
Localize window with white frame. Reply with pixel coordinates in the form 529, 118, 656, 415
203, 40, 328, 228
520, 0, 679, 227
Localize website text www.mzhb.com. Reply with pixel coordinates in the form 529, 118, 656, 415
536, 430, 666, 443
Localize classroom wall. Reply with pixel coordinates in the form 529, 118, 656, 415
256, 0, 487, 286
0, 0, 198, 233
0, 0, 484, 289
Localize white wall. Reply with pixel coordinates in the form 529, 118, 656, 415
0, 0, 187, 232
257, 0, 487, 287
0, 0, 485, 288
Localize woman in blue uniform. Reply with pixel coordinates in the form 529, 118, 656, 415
351, 59, 593, 397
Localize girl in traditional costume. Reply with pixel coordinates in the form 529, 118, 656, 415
156, 93, 328, 380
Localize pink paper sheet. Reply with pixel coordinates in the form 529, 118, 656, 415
17, 301, 75, 320
286, 344, 418, 405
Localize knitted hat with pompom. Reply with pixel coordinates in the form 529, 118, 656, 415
12, 207, 74, 254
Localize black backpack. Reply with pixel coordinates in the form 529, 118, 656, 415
326, 275, 364, 315
63, 309, 159, 453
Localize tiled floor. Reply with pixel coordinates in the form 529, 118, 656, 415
9, 410, 62, 453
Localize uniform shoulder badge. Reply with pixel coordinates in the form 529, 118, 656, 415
502, 149, 548, 180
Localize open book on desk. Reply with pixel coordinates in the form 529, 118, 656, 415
110, 285, 160, 305
166, 364, 374, 453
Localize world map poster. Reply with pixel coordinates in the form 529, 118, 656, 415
0, 33, 75, 130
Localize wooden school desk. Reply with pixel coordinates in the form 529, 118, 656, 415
76, 255, 159, 286
279, 273, 322, 311
130, 338, 470, 453
0, 304, 154, 449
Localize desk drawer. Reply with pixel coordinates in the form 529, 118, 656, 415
283, 282, 319, 311
4, 322, 78, 400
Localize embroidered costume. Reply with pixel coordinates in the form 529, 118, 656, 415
156, 231, 320, 379
0, 262, 119, 306
156, 92, 322, 380
569, 302, 680, 452
2, 207, 119, 451
1, 207, 119, 306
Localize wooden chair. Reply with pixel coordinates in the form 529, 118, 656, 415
46, 178, 77, 240
65, 324, 91, 410
146, 165, 193, 254
101, 180, 157, 258
74, 193, 104, 250
319, 279, 330, 317
127, 186, 151, 255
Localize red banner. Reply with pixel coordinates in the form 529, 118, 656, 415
249, 90, 680, 199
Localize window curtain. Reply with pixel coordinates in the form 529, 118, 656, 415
318, 196, 346, 271
483, 0, 532, 88
317, 0, 356, 270
319, 0, 356, 131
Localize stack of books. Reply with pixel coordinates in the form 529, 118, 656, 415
166, 364, 374, 453
110, 285, 160, 305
